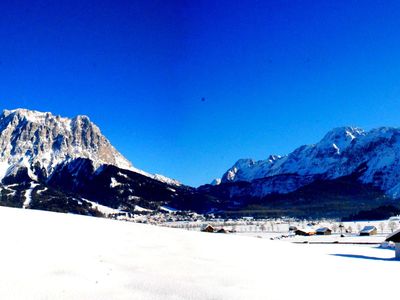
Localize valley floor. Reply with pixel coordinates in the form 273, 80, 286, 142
0, 206, 397, 300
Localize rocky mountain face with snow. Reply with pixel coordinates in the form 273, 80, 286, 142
0, 109, 211, 216
0, 109, 132, 178
201, 127, 400, 218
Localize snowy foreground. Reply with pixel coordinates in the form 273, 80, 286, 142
0, 207, 397, 300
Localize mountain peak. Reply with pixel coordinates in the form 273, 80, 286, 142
0, 108, 133, 181
3, 108, 93, 126
4, 108, 53, 122
312, 126, 365, 156
322, 126, 365, 140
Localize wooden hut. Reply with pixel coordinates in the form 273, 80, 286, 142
359, 225, 377, 236
294, 228, 316, 236
217, 228, 228, 234
201, 224, 215, 233
315, 227, 332, 235
385, 229, 400, 260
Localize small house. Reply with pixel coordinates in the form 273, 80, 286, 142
385, 229, 400, 260
217, 228, 228, 234
315, 227, 332, 235
294, 228, 316, 236
359, 225, 377, 236
201, 224, 215, 233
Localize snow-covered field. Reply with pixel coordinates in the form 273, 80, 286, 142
0, 206, 398, 300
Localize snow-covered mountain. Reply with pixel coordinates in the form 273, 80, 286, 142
0, 109, 130, 178
0, 108, 179, 185
220, 126, 400, 198
0, 108, 196, 216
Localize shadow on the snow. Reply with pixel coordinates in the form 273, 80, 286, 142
331, 253, 396, 261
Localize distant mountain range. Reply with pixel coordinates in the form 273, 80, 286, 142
0, 108, 399, 219
215, 126, 400, 196
201, 126, 400, 218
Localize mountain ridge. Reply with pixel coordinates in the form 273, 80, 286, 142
1, 108, 399, 219
219, 126, 400, 198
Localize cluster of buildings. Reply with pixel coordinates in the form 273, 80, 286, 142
292, 225, 378, 236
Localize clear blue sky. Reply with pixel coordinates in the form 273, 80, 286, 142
1, 0, 400, 186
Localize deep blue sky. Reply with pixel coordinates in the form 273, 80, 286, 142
2, 1, 400, 186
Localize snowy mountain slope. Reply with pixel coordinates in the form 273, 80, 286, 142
0, 205, 397, 300
220, 126, 400, 198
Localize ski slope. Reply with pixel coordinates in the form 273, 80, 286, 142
0, 206, 397, 300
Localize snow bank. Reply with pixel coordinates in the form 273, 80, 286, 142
0, 206, 397, 300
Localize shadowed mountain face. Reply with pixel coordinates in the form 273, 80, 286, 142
200, 172, 396, 219
46, 158, 217, 213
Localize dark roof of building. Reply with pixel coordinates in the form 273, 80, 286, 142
360, 226, 377, 233
316, 227, 331, 232
386, 229, 400, 243
294, 228, 315, 234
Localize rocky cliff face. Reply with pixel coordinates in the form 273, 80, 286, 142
0, 109, 132, 180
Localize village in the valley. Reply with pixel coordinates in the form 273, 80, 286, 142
105, 206, 400, 259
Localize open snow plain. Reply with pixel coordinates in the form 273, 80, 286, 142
0, 206, 397, 300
